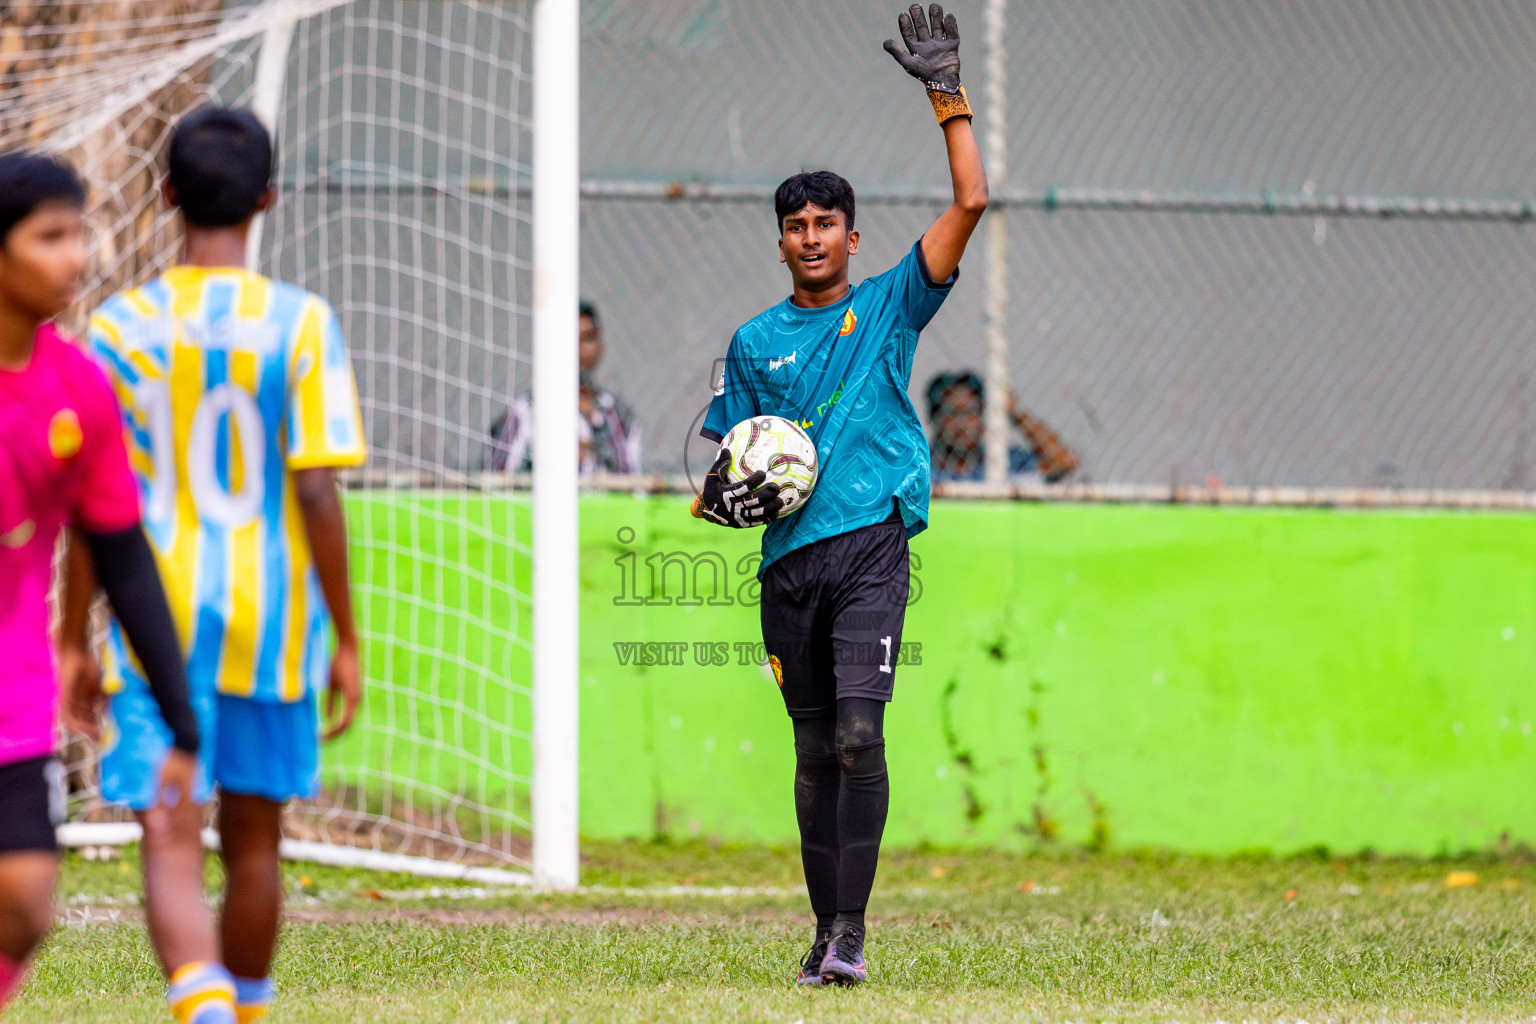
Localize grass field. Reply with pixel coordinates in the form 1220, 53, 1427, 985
13, 841, 1536, 1022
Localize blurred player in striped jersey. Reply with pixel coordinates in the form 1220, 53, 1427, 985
60, 107, 368, 1024
0, 152, 232, 1021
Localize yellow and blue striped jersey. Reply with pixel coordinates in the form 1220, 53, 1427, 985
88, 267, 367, 703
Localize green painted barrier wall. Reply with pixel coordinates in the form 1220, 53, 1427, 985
342, 494, 1536, 855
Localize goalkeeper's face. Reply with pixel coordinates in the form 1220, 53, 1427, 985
778, 204, 859, 291
0, 202, 86, 320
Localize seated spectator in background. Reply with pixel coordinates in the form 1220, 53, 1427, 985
488, 300, 642, 474
926, 371, 1080, 482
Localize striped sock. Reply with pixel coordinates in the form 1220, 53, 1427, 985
167, 961, 237, 1024
0, 952, 26, 1009
233, 975, 274, 1024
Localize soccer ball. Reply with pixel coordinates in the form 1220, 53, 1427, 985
719, 415, 819, 518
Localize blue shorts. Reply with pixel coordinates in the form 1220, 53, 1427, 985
100, 686, 320, 810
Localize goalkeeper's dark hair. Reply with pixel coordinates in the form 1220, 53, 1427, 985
579, 299, 600, 326
0, 152, 86, 246
774, 170, 855, 233
168, 106, 273, 227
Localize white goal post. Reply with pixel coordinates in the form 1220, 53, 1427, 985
529, 0, 582, 894
5, 0, 580, 889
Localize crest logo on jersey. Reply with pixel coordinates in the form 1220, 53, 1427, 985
48, 409, 83, 461
768, 654, 784, 688
0, 519, 36, 550
768, 351, 797, 372
838, 309, 857, 336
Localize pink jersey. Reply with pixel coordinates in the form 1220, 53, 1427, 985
0, 324, 140, 766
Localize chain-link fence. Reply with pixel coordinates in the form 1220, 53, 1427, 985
569, 0, 1536, 498
195, 0, 1536, 498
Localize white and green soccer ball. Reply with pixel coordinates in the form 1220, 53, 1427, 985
720, 415, 819, 518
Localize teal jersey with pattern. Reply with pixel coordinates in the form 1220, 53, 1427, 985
703, 240, 956, 576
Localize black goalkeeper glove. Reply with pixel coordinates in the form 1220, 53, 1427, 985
692, 449, 783, 528
883, 4, 973, 123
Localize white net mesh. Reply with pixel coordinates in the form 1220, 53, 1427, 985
6, 0, 536, 868
261, 1, 534, 865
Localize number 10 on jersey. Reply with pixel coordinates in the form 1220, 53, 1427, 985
132, 378, 267, 529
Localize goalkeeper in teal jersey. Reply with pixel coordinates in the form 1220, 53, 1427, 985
693, 4, 988, 987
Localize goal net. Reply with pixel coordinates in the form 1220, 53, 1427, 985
5, 0, 541, 879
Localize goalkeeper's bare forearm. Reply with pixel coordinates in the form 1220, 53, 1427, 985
924, 116, 988, 280
883, 4, 989, 280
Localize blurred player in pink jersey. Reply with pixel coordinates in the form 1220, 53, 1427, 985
0, 152, 235, 1021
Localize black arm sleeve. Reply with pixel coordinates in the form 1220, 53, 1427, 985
80, 526, 199, 754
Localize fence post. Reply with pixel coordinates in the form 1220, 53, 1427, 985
982, 0, 1009, 486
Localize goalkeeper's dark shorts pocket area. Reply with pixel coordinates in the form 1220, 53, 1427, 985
760, 505, 911, 718
0, 756, 65, 853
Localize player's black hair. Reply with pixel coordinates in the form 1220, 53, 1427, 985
774, 170, 855, 233
925, 370, 984, 419
167, 106, 273, 227
579, 299, 600, 327
0, 152, 87, 247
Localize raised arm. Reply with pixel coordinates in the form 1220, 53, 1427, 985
883, 4, 989, 281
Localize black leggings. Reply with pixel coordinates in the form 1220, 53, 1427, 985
791, 697, 888, 934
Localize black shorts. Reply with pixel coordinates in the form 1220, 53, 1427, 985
0, 756, 65, 853
760, 505, 911, 718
